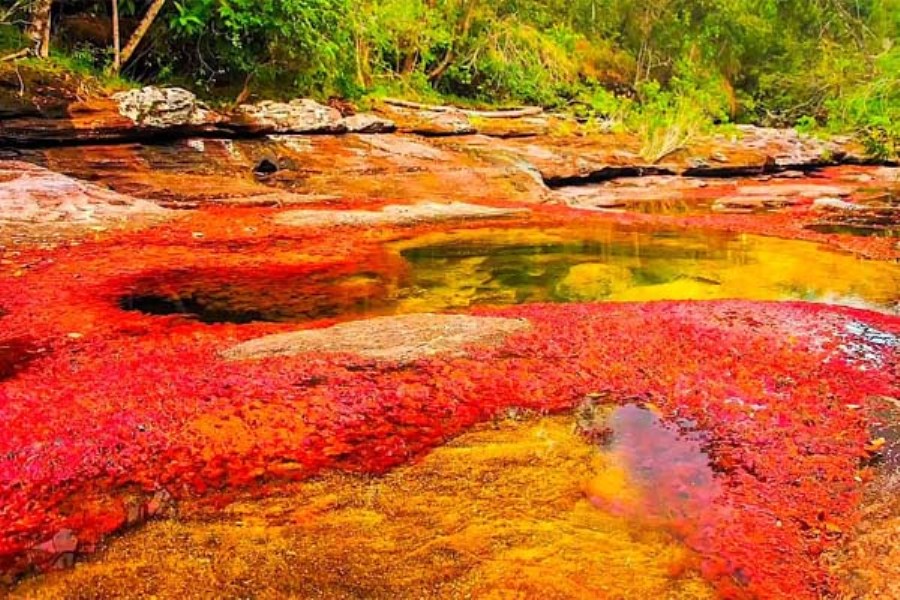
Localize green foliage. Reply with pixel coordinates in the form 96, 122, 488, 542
0, 22, 26, 53
629, 81, 711, 162
825, 47, 900, 160
2, 0, 897, 158
164, 0, 357, 96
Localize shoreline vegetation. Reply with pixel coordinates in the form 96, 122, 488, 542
0, 0, 897, 159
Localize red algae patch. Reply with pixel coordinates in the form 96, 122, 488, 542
0, 300, 898, 598
223, 313, 531, 362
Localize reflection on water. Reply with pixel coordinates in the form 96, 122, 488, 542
119, 269, 396, 324
118, 225, 900, 323
396, 226, 900, 313
11, 416, 717, 599
586, 405, 719, 537
805, 223, 900, 238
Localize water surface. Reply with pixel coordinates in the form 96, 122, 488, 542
118, 224, 900, 323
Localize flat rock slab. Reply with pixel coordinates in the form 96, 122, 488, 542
224, 313, 531, 362
24, 134, 549, 205
275, 202, 528, 227
0, 161, 168, 224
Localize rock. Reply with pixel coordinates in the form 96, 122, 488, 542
812, 197, 864, 211
688, 158, 710, 169
341, 113, 396, 134
112, 87, 219, 129
145, 489, 174, 517
471, 116, 550, 138
0, 161, 168, 225
234, 99, 346, 134
34, 530, 78, 555
275, 201, 528, 228
733, 125, 851, 167
224, 313, 531, 363
712, 195, 798, 211
24, 135, 549, 206
375, 105, 476, 136
870, 167, 900, 183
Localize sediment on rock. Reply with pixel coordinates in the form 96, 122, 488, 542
223, 313, 531, 362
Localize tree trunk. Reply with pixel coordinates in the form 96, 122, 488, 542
428, 0, 476, 81
111, 0, 121, 72
120, 0, 166, 67
28, 0, 53, 58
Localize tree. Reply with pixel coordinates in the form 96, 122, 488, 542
27, 0, 52, 57
111, 0, 121, 72
120, 0, 166, 67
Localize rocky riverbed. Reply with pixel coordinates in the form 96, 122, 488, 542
1, 86, 898, 599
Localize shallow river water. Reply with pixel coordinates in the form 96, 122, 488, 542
120, 224, 900, 325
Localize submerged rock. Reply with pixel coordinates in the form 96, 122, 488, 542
813, 197, 865, 211
224, 313, 531, 362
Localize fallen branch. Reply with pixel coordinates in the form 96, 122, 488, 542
382, 98, 543, 119
0, 48, 29, 62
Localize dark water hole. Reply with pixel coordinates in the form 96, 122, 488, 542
119, 270, 396, 324
0, 338, 44, 381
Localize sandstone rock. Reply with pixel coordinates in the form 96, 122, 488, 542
234, 99, 346, 134
112, 87, 220, 129
0, 161, 168, 224
224, 313, 531, 362
776, 170, 806, 179
712, 195, 799, 211
471, 116, 550, 138
341, 113, 396, 134
25, 135, 549, 206
733, 125, 851, 167
375, 105, 476, 136
812, 197, 865, 211
275, 202, 528, 228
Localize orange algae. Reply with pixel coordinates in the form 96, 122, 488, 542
11, 417, 715, 599
0, 207, 898, 598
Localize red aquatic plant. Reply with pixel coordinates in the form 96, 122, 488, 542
0, 206, 897, 598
